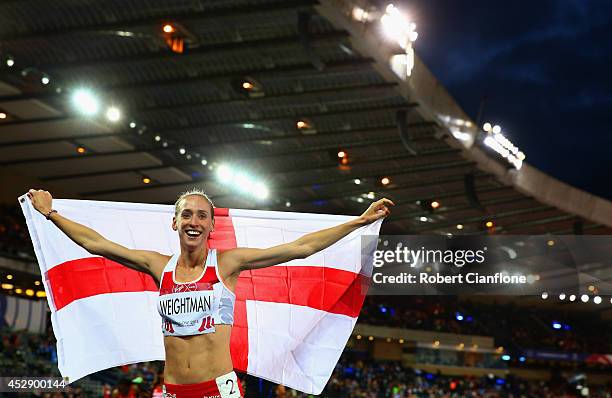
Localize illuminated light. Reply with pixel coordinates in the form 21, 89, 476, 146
179, 148, 186, 155
367, 192, 375, 200
552, 322, 562, 330
483, 123, 492, 132
399, 339, 404, 344
559, 293, 566, 300
253, 182, 269, 200
541, 292, 548, 299
472, 344, 479, 350
106, 107, 121, 122
492, 125, 501, 134
368, 336, 374, 341
15, 288, 23, 294
456, 224, 464, 230
381, 177, 391, 185
25, 289, 34, 296
352, 6, 372, 22
547, 240, 555, 246
340, 157, 349, 165
162, 24, 175, 33
285, 201, 291, 207
142, 177, 151, 184
386, 337, 391, 342
356, 334, 362, 340
380, 4, 418, 49
485, 220, 494, 228
457, 343, 464, 349
588, 285, 595, 292
419, 216, 428, 222
201, 159, 208, 166
455, 313, 463, 321
569, 294, 576, 302
154, 135, 161, 142
36, 291, 46, 298
41, 75, 50, 85
433, 340, 440, 347
76, 146, 86, 154
162, 142, 168, 148
496, 346, 504, 352
6, 56, 15, 67
337, 150, 346, 158
501, 355, 511, 361
242, 81, 254, 90
35, 281, 41, 286
6, 275, 13, 280
354, 178, 361, 185
234, 173, 255, 193
519, 356, 526, 362
580, 294, 589, 303
430, 201, 440, 209
356, 197, 364, 203
1, 283, 13, 289
296, 120, 308, 129
0, 112, 6, 119
216, 165, 234, 182
594, 296, 602, 304
72, 89, 100, 115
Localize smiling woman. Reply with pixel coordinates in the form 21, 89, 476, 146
25, 187, 393, 398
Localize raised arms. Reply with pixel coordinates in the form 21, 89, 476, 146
220, 198, 393, 275
27, 189, 166, 282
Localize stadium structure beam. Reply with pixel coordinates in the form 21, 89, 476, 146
34, 31, 349, 72
0, 100, 415, 134
2, 120, 434, 167
130, 82, 398, 114
413, 205, 556, 233
502, 215, 578, 232
0, 0, 316, 42
275, 172, 491, 205
81, 160, 477, 197
31, 123, 437, 178
0, 58, 375, 102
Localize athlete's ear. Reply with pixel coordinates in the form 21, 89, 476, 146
172, 216, 178, 231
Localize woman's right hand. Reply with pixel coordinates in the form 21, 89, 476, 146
27, 189, 53, 216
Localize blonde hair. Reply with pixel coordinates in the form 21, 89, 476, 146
174, 188, 215, 221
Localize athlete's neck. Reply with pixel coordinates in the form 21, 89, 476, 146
179, 246, 208, 269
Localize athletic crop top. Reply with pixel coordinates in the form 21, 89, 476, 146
156, 249, 235, 337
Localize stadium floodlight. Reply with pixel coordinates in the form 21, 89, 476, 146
482, 122, 525, 169
552, 322, 562, 330
5, 55, 15, 67
234, 172, 255, 193
216, 164, 234, 182
569, 294, 576, 302
580, 294, 589, 303
354, 178, 361, 185
41, 74, 50, 85
541, 292, 548, 299
593, 296, 602, 304
106, 106, 121, 122
253, 182, 269, 200
559, 293, 566, 300
72, 89, 100, 115
380, 4, 418, 49
455, 313, 464, 321
501, 355, 510, 361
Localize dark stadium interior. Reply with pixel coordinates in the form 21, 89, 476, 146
1, 0, 611, 397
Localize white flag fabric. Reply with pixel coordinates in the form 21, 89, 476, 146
19, 196, 380, 394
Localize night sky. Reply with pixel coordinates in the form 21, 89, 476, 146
403, 0, 612, 200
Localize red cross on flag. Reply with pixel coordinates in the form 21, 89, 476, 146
19, 197, 381, 394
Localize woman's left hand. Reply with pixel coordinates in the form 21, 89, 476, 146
359, 198, 394, 224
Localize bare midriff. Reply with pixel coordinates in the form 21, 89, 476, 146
163, 324, 234, 384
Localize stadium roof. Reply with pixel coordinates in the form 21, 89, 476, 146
1, 0, 611, 236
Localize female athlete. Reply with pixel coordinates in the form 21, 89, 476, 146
27, 188, 393, 398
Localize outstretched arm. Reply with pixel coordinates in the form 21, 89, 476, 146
27, 189, 166, 282
219, 198, 393, 275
